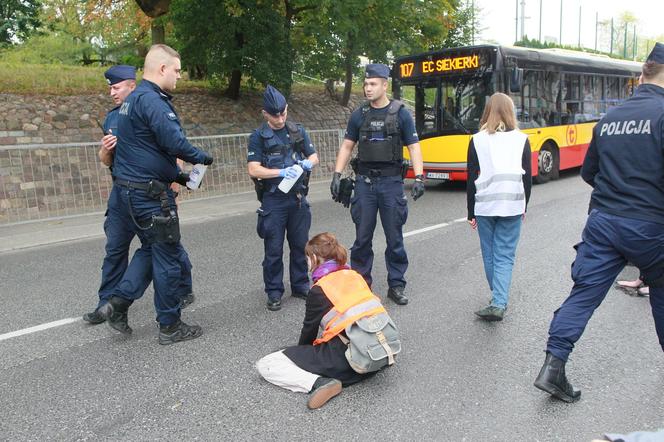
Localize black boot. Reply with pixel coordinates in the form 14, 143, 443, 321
387, 286, 409, 305
158, 320, 203, 345
534, 353, 581, 403
97, 296, 133, 335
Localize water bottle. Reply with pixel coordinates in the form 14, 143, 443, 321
186, 164, 208, 190
277, 164, 303, 193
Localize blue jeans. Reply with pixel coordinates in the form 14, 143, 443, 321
476, 215, 523, 309
547, 209, 664, 362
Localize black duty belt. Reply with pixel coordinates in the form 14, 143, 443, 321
114, 179, 151, 191
358, 163, 402, 177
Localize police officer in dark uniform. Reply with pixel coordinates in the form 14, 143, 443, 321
331, 63, 425, 305
534, 43, 664, 402
83, 65, 155, 324
97, 45, 213, 345
248, 85, 319, 311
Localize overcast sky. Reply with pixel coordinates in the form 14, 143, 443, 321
476, 0, 663, 50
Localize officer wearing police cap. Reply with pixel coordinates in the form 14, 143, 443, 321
248, 85, 319, 311
331, 63, 425, 305
97, 45, 213, 345
83, 65, 154, 325
534, 42, 664, 402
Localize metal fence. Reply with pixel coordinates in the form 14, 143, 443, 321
0, 129, 344, 225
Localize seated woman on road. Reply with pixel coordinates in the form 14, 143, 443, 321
467, 92, 532, 321
256, 232, 388, 409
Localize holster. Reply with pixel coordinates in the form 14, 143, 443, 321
252, 177, 265, 202
401, 160, 410, 179
350, 157, 359, 175
151, 184, 180, 244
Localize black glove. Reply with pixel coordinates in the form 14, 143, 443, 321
202, 153, 214, 166
174, 171, 190, 186
411, 175, 425, 201
331, 172, 341, 200
338, 177, 354, 208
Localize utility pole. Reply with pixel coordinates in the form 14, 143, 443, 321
515, 0, 519, 43
559, 0, 563, 45
539, 0, 543, 43
578, 5, 581, 48
520, 0, 526, 41
623, 22, 628, 58
594, 12, 598, 51
632, 25, 637, 59
471, 0, 475, 45
610, 17, 614, 55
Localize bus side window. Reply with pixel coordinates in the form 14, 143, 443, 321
415, 84, 438, 137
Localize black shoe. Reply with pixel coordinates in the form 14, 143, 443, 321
387, 286, 408, 305
266, 298, 282, 311
82, 309, 106, 324
158, 320, 203, 345
97, 296, 133, 335
307, 377, 342, 409
181, 293, 195, 309
534, 353, 581, 403
474, 305, 505, 321
292, 292, 308, 300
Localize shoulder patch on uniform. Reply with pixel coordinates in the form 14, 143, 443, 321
167, 112, 177, 120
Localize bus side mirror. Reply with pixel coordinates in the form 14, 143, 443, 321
510, 67, 523, 93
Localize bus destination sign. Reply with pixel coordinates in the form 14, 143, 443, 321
398, 54, 481, 79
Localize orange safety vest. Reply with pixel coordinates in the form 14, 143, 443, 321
313, 269, 386, 345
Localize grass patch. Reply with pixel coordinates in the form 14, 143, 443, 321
0, 62, 210, 96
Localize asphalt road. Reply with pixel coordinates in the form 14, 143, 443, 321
1, 171, 662, 441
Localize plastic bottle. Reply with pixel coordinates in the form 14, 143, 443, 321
277, 164, 303, 193
186, 164, 208, 190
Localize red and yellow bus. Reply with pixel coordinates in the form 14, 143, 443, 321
393, 45, 642, 183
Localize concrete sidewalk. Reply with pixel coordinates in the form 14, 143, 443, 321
0, 181, 333, 253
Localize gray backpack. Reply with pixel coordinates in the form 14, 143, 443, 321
340, 311, 401, 374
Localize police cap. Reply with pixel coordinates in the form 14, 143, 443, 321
646, 42, 664, 64
104, 65, 136, 85
263, 85, 287, 115
365, 63, 390, 79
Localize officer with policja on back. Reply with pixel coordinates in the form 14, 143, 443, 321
330, 63, 425, 306
534, 42, 664, 403
247, 85, 319, 312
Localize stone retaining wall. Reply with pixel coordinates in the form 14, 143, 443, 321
0, 89, 363, 145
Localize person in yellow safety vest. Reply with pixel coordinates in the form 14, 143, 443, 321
256, 232, 390, 409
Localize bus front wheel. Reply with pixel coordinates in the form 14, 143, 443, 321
534, 143, 558, 184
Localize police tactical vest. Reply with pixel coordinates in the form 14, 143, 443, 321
259, 121, 305, 170
357, 100, 404, 164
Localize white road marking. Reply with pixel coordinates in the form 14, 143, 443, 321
404, 217, 467, 237
1, 217, 467, 343
0, 317, 80, 342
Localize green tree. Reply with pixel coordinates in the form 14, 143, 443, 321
0, 0, 42, 46
170, 0, 311, 98
295, 0, 454, 106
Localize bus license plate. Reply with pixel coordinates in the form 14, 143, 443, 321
426, 172, 450, 180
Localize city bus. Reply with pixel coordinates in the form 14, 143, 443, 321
392, 45, 643, 183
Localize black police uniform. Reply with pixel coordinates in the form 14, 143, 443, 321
248, 121, 316, 304
345, 99, 418, 291
109, 79, 210, 328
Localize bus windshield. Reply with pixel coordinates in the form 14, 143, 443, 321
408, 74, 492, 138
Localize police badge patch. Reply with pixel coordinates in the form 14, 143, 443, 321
167, 112, 177, 120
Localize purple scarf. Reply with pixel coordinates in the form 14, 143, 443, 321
311, 260, 350, 283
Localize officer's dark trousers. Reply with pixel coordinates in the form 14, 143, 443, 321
350, 175, 409, 288
257, 191, 311, 301
547, 209, 664, 361
97, 185, 152, 308
112, 185, 193, 326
